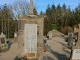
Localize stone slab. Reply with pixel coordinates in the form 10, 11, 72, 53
24, 24, 37, 53
72, 49, 80, 60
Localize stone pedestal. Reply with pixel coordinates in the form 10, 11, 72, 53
18, 15, 44, 60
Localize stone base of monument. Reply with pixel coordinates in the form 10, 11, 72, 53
18, 14, 44, 60
23, 53, 37, 59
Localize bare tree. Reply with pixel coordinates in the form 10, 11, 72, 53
12, 0, 29, 17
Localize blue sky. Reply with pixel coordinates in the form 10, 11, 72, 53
0, 0, 80, 13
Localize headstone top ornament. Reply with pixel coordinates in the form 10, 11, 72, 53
29, 0, 34, 15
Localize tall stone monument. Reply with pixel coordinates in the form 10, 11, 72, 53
29, 0, 34, 15
18, 0, 44, 60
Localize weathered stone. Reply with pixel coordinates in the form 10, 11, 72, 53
18, 15, 44, 60
76, 24, 80, 48
18, 0, 44, 59
29, 0, 34, 15
67, 29, 74, 48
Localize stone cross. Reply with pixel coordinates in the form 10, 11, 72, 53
29, 0, 34, 15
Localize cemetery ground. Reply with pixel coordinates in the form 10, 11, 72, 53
43, 37, 71, 60
0, 36, 71, 60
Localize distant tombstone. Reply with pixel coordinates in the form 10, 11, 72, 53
68, 29, 74, 47
14, 31, 18, 38
0, 33, 6, 44
0, 33, 8, 51
49, 33, 52, 39
72, 49, 80, 60
24, 24, 37, 58
47, 31, 52, 39
48, 32, 52, 39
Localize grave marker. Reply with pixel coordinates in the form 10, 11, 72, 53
68, 29, 74, 47
24, 24, 37, 53
72, 49, 80, 60
18, 0, 44, 59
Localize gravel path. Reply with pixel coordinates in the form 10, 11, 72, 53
43, 37, 71, 60
0, 42, 19, 60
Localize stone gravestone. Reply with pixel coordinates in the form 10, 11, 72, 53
14, 32, 17, 38
14, 31, 18, 42
18, 0, 44, 60
68, 29, 74, 47
47, 31, 52, 39
18, 17, 44, 60
0, 33, 8, 51
24, 24, 37, 58
72, 49, 80, 60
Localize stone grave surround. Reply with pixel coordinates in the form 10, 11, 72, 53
18, 15, 44, 60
